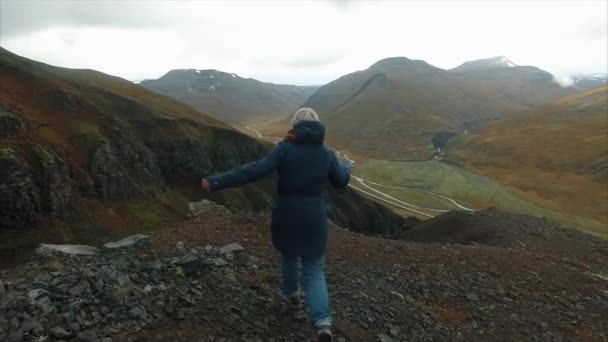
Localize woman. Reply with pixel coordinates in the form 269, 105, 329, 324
201, 108, 351, 341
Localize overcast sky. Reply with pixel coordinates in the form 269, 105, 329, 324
1, 0, 606, 85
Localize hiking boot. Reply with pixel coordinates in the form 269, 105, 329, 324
317, 326, 332, 342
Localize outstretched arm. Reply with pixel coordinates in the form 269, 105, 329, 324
329, 151, 352, 189
204, 143, 285, 191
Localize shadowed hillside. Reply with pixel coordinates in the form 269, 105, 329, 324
140, 69, 317, 124
0, 48, 406, 267
446, 85, 608, 236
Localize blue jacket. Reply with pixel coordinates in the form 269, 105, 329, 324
207, 121, 351, 257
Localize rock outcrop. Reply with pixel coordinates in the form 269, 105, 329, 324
0, 148, 42, 228
0, 109, 26, 138
91, 127, 163, 199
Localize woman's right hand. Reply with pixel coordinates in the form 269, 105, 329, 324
201, 179, 211, 192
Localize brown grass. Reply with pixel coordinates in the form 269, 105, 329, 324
448, 86, 608, 234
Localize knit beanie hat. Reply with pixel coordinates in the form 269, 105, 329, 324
291, 107, 320, 126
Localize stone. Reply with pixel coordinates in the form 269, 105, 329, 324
187, 199, 219, 218
69, 322, 81, 334
0, 109, 25, 138
94, 278, 105, 292
219, 242, 244, 255
36, 244, 99, 256
128, 307, 145, 318
51, 326, 72, 339
212, 258, 228, 267
377, 333, 394, 342
91, 127, 163, 199
68, 284, 88, 297
6, 329, 23, 342
0, 148, 42, 228
466, 293, 479, 301
76, 329, 98, 342
143, 285, 154, 294
0, 280, 5, 297
179, 253, 199, 265
103, 234, 149, 250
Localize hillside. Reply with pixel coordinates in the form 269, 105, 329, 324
446, 86, 608, 236
0, 48, 406, 267
140, 69, 317, 124
2, 205, 607, 341
263, 56, 576, 160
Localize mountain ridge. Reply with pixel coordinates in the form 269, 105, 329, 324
140, 69, 317, 124
286, 55, 577, 160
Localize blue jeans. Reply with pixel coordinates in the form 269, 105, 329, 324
281, 253, 332, 328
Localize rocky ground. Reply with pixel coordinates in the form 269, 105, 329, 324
1, 204, 607, 342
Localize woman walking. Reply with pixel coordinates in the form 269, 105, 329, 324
201, 108, 351, 341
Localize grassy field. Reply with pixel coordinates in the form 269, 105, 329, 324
354, 160, 606, 237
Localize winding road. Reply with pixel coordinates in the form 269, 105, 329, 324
244, 125, 475, 218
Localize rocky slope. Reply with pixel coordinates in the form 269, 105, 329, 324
140, 69, 317, 124
0, 48, 406, 268
2, 204, 607, 341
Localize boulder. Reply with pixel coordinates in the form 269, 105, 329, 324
36, 244, 99, 256
102, 234, 149, 250
219, 242, 244, 255
187, 199, 230, 218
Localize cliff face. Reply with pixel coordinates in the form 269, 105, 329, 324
0, 48, 408, 265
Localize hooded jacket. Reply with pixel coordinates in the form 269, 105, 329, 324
207, 121, 351, 257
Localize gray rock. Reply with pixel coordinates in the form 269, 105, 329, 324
27, 288, 48, 305
51, 326, 72, 339
187, 199, 232, 217
68, 284, 89, 297
466, 293, 480, 301
69, 322, 81, 334
0, 148, 42, 228
179, 253, 198, 265
76, 329, 97, 342
0, 280, 5, 297
377, 333, 394, 342
91, 127, 163, 199
36, 243, 99, 256
212, 258, 228, 267
219, 242, 244, 255
102, 234, 149, 250
128, 307, 145, 318
0, 109, 26, 138
6, 329, 23, 342
33, 146, 76, 222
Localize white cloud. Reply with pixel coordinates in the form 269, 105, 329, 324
0, 0, 606, 85
552, 75, 574, 88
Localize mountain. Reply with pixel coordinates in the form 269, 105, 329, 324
0, 48, 404, 265
572, 73, 608, 90
140, 69, 317, 124
446, 85, 608, 236
282, 56, 576, 160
